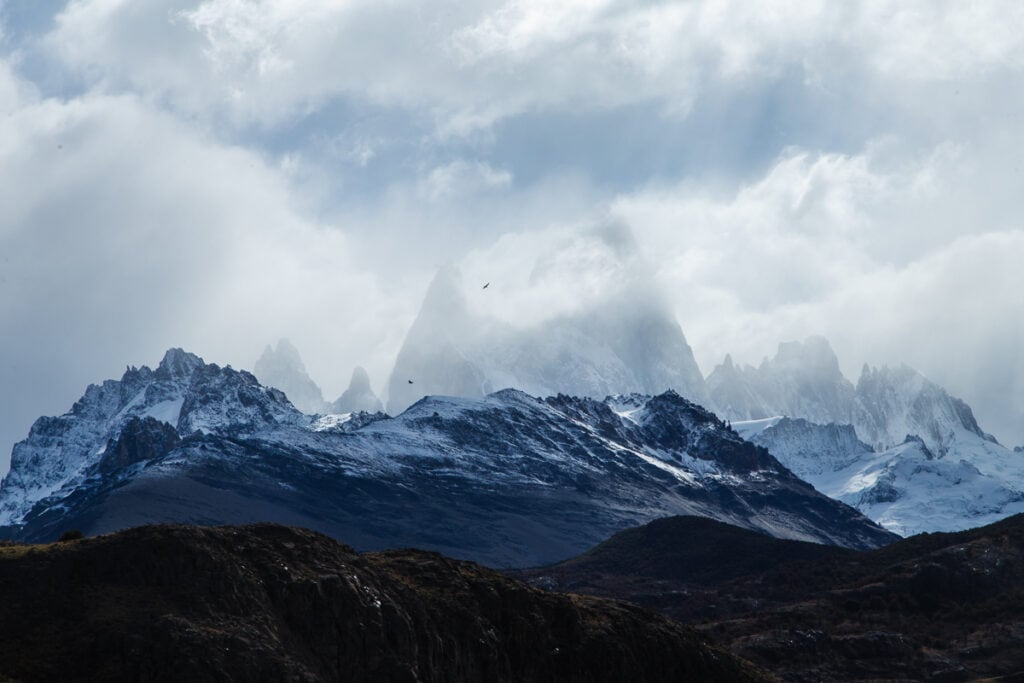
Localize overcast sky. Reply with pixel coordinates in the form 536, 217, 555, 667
1, 0, 1022, 473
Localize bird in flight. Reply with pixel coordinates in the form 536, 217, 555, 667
482, 282, 489, 289
408, 379, 414, 384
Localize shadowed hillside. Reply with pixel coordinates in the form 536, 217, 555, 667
515, 514, 1024, 681
0, 524, 770, 683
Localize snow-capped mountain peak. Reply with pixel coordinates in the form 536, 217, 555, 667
1, 356, 895, 562
853, 362, 992, 455
156, 348, 204, 381
386, 266, 711, 415
740, 414, 1024, 537
709, 336, 998, 457
0, 350, 305, 526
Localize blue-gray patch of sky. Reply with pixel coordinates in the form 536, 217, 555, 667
486, 68, 885, 192
0, 0, 64, 42
232, 97, 436, 196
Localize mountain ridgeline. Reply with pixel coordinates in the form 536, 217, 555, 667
247, 283, 1012, 537
0, 349, 894, 566
253, 339, 383, 416
707, 335, 995, 456
515, 513, 1024, 681
0, 524, 768, 683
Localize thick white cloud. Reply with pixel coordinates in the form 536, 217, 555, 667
2, 1, 1023, 473
609, 141, 1024, 446
45, 0, 1024, 131
0, 63, 409, 471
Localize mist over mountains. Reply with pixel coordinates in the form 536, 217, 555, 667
252, 273, 1008, 461
253, 340, 383, 416
385, 266, 710, 415
5, 260, 1018, 548
220, 272, 1024, 540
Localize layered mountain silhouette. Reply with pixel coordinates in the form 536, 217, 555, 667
0, 349, 894, 567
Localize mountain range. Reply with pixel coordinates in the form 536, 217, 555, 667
709, 337, 1024, 536
0, 349, 894, 566
708, 335, 998, 457
253, 339, 383, 415
737, 416, 1024, 536
249, 282, 1021, 539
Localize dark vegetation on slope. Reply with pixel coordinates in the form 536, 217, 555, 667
514, 514, 1024, 682
0, 524, 770, 683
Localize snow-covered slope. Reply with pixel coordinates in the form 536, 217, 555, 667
0, 350, 895, 566
709, 336, 998, 457
386, 267, 711, 415
252, 339, 328, 415
853, 363, 993, 455
741, 417, 1024, 536
329, 366, 383, 414
0, 349, 304, 526
708, 337, 856, 426
739, 417, 873, 481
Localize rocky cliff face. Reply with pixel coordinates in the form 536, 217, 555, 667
708, 336, 856, 426
853, 362, 992, 455
0, 349, 304, 526
0, 350, 895, 565
329, 366, 383, 414
708, 336, 997, 457
739, 416, 1024, 536
736, 417, 873, 480
386, 267, 710, 415
252, 339, 329, 415
0, 524, 768, 683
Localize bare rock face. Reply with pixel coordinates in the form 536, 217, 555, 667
0, 524, 769, 683
707, 336, 856, 426
708, 336, 996, 456
253, 339, 328, 415
386, 266, 711, 415
329, 366, 383, 414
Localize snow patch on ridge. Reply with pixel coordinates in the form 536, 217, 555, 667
732, 417, 784, 441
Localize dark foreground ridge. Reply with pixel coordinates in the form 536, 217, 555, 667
515, 514, 1024, 681
0, 523, 769, 683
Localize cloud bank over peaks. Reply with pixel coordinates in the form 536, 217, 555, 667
0, 62, 404, 472
2, 1, 1022, 469
386, 221, 709, 413
608, 141, 1023, 447
457, 218, 646, 329
41, 1, 1024, 133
